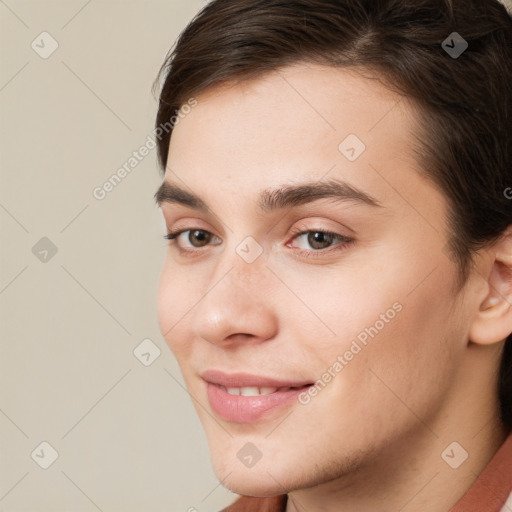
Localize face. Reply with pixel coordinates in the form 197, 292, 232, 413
156, 63, 473, 496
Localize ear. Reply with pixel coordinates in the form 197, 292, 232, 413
469, 227, 512, 346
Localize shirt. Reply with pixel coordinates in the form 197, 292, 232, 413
221, 431, 512, 512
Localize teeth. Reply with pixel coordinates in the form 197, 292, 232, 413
240, 386, 260, 396
259, 387, 278, 395
224, 386, 280, 396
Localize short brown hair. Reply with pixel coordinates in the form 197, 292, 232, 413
153, 0, 512, 429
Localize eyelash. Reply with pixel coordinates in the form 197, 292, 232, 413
163, 227, 354, 259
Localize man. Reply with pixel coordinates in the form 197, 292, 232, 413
153, 1, 512, 510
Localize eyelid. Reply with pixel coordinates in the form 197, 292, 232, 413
287, 224, 351, 240
164, 228, 221, 246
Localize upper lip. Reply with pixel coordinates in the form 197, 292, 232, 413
201, 369, 313, 388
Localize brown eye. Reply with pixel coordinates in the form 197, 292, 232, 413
306, 231, 337, 250
293, 230, 347, 251
288, 228, 354, 259
164, 228, 221, 251
188, 230, 212, 247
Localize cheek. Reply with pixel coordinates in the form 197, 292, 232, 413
274, 263, 403, 360
290, 254, 460, 418
333, 264, 460, 427
156, 259, 196, 357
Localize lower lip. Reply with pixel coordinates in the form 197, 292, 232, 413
206, 382, 311, 423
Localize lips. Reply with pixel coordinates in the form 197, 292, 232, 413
219, 385, 298, 396
201, 369, 313, 389
201, 370, 314, 423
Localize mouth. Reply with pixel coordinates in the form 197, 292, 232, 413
201, 370, 314, 423
216, 384, 309, 396
201, 369, 313, 389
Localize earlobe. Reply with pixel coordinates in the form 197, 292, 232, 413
469, 230, 512, 346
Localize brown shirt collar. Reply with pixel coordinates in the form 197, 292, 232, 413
449, 430, 512, 512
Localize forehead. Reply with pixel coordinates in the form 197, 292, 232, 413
174, 63, 412, 135
164, 62, 429, 212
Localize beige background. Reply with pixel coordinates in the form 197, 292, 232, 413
0, 1, 236, 511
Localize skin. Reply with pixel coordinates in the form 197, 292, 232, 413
156, 63, 511, 512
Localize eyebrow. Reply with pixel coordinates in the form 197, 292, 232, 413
154, 178, 383, 212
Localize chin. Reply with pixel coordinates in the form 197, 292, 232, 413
220, 477, 286, 498
210, 455, 290, 497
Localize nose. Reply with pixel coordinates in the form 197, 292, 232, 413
192, 258, 279, 347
